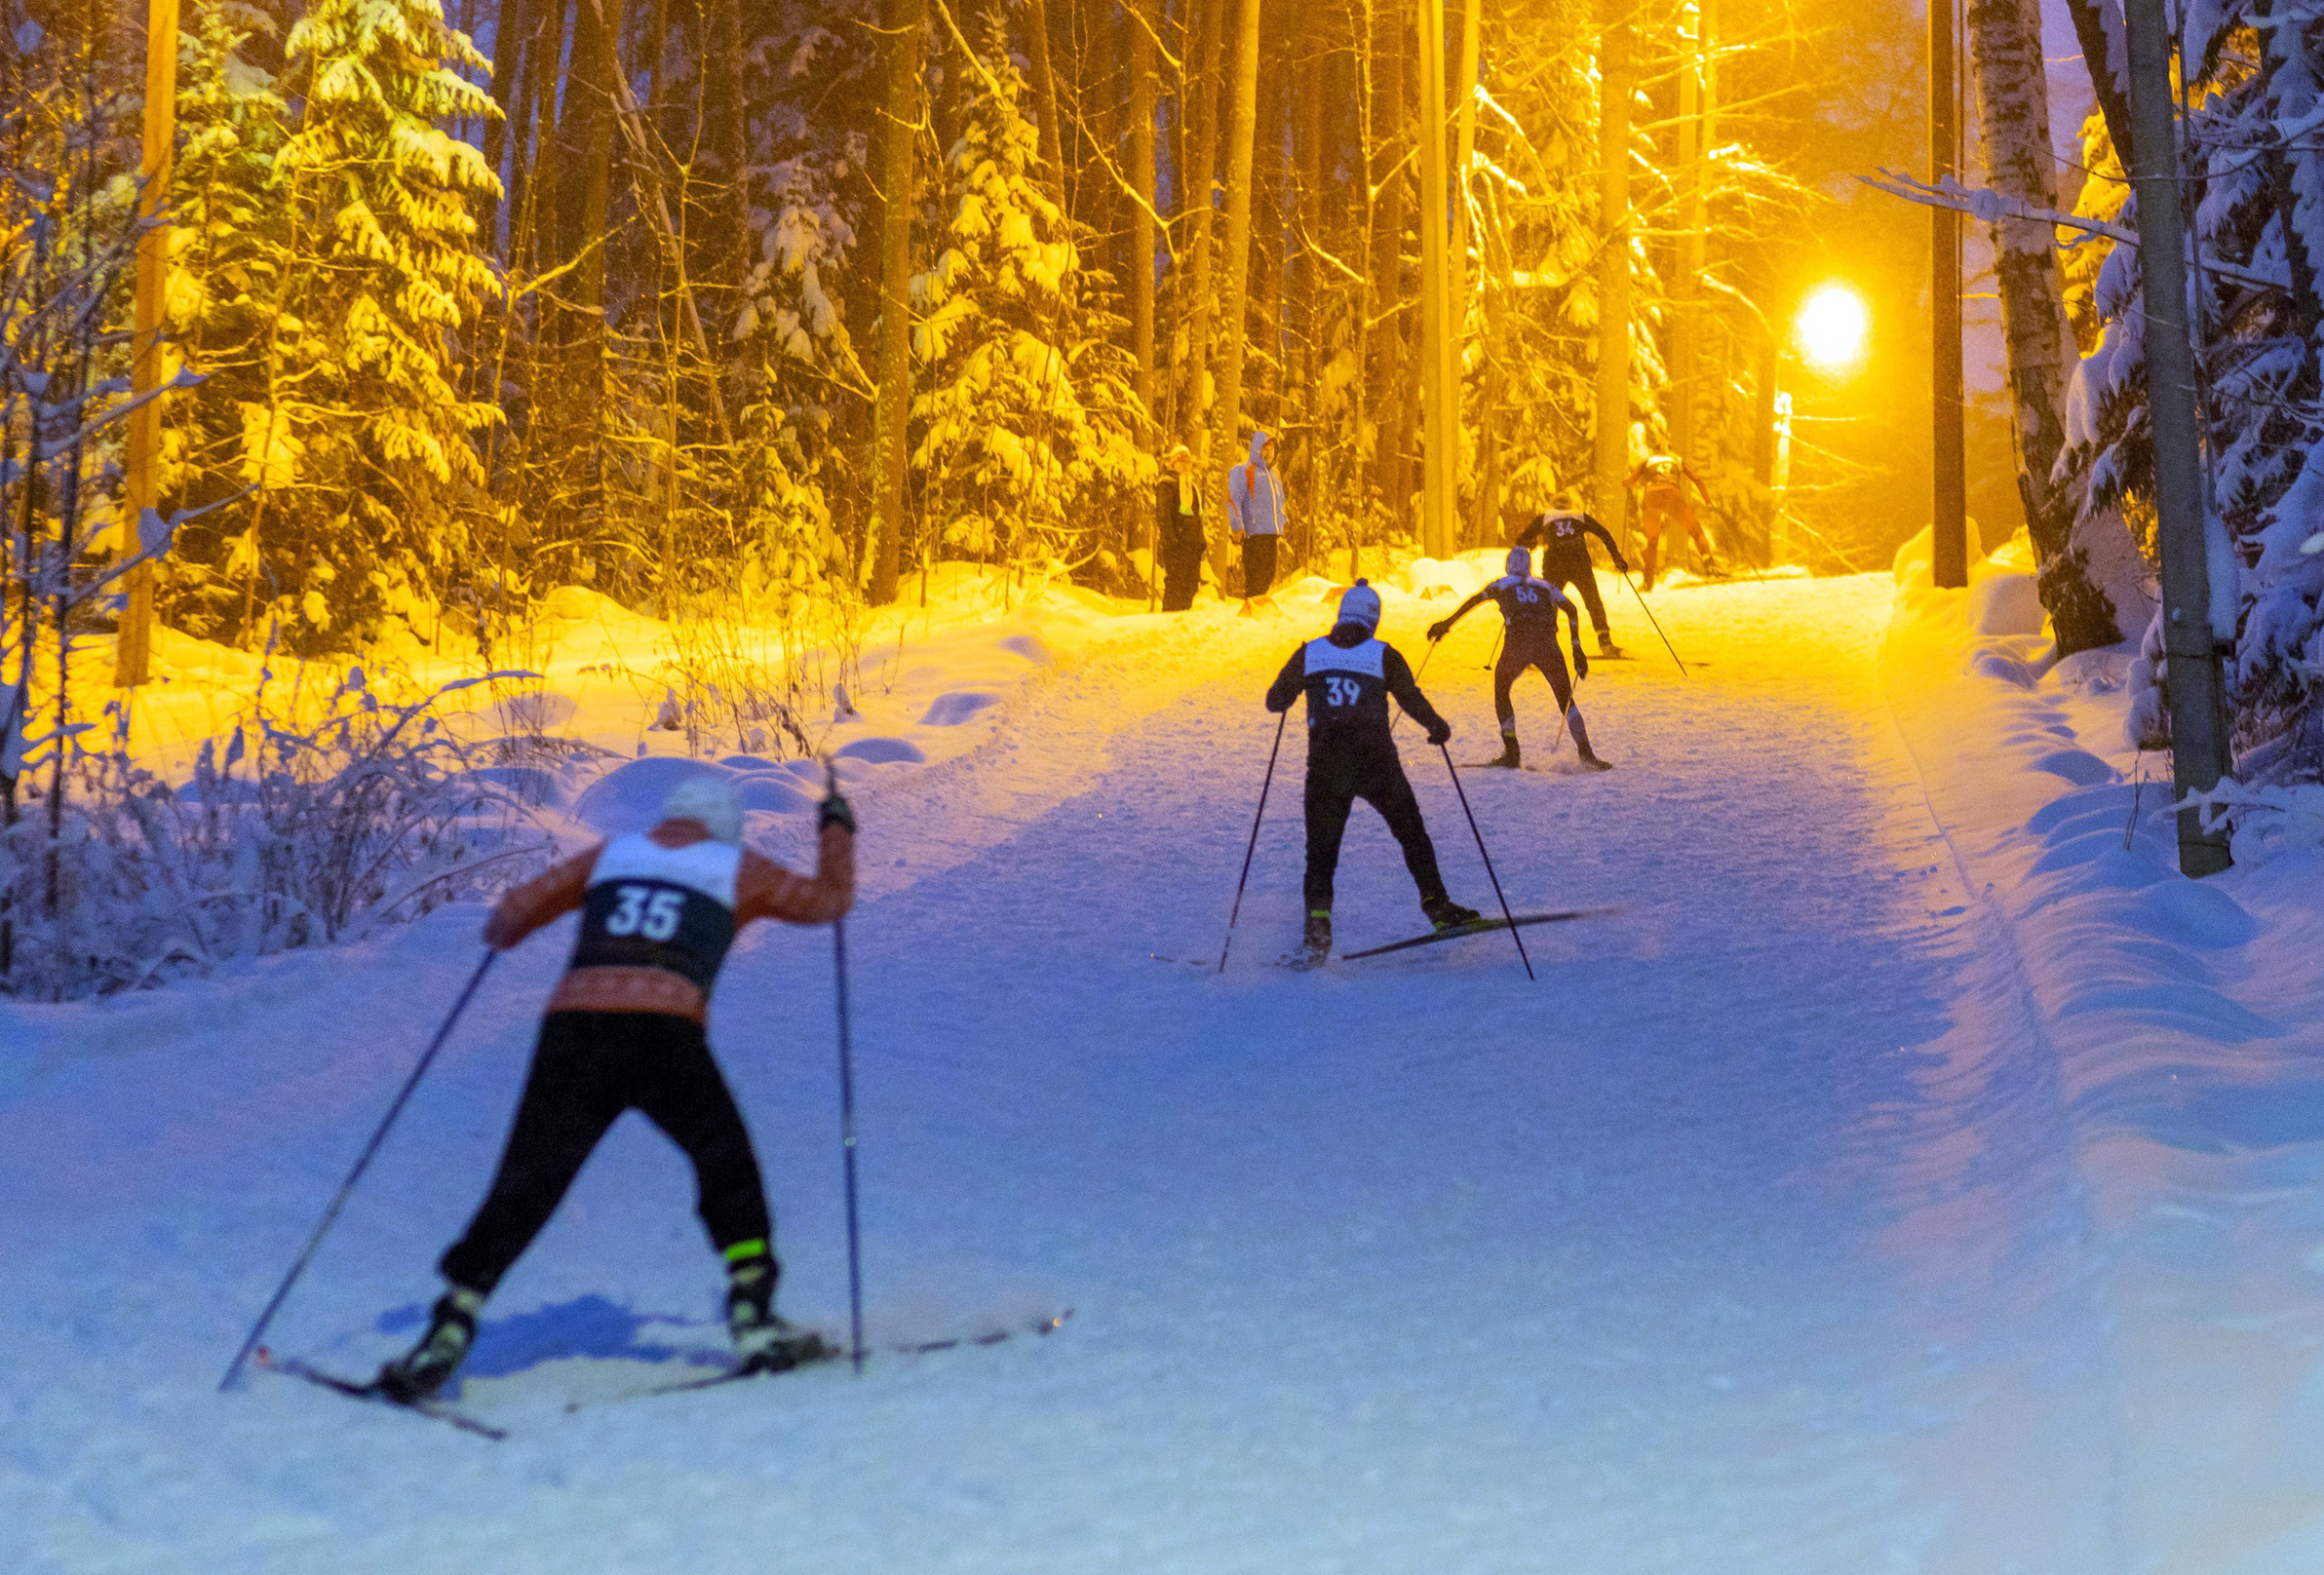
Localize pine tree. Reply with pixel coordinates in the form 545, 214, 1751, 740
257, 0, 502, 647
910, 10, 1146, 578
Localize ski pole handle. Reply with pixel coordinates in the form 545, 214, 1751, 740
220, 947, 499, 1392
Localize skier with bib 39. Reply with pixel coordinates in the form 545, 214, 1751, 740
376, 773, 855, 1402
1428, 546, 1613, 772
1265, 579, 1480, 962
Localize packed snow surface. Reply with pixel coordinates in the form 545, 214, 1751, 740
9, 562, 2324, 1572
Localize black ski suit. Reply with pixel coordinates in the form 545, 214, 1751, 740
1432, 575, 1592, 746
1155, 477, 1207, 611
1515, 511, 1624, 642
1265, 624, 1452, 915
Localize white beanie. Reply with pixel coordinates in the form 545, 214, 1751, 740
1505, 546, 1531, 578
662, 773, 743, 844
1337, 578, 1382, 633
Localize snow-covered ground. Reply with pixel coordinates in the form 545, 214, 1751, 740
10, 557, 2324, 1573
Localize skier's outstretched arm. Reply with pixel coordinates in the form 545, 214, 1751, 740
1426, 590, 1490, 643
739, 803, 856, 927
1580, 515, 1629, 571
1383, 647, 1452, 744
484, 845, 602, 949
1264, 647, 1308, 712
1512, 514, 1547, 549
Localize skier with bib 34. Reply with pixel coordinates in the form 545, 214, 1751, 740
1515, 494, 1627, 656
376, 773, 855, 1402
1428, 546, 1613, 772
1265, 580, 1480, 962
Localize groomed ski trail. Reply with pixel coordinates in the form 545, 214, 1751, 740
4, 576, 2126, 1574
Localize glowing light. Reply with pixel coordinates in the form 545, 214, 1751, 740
1796, 284, 1870, 370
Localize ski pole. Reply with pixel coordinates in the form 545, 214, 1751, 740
833, 914, 867, 1374
1438, 745, 1536, 980
220, 948, 498, 1391
1622, 572, 1689, 678
1481, 627, 1503, 672
1391, 639, 1442, 735
1219, 710, 1290, 972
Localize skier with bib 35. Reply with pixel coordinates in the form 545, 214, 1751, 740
376, 773, 855, 1402
1265, 579, 1480, 962
1428, 546, 1613, 772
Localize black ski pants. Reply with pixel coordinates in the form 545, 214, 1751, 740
1161, 546, 1204, 611
1493, 629, 1574, 730
1303, 736, 1447, 913
1540, 554, 1610, 639
1242, 533, 1279, 597
440, 1010, 771, 1294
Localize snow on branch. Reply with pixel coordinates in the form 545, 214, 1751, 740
1857, 169, 2290, 295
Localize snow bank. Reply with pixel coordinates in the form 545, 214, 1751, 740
1882, 544, 2324, 1572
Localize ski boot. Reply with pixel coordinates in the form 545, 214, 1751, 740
377, 1284, 484, 1402
1567, 708, 1614, 773
1422, 895, 1484, 933
1300, 909, 1333, 965
1485, 732, 1521, 769
1597, 631, 1623, 658
726, 1247, 829, 1373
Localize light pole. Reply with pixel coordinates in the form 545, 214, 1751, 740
118, 0, 181, 688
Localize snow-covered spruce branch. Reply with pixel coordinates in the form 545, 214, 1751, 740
1857, 170, 2290, 295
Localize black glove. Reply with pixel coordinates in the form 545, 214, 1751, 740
1426, 619, 1451, 643
818, 789, 856, 834
1614, 556, 1631, 574
1425, 719, 1452, 748
1573, 647, 1589, 681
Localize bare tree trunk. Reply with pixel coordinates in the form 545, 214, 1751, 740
1211, 0, 1261, 474
1296, 0, 1327, 565
870, 0, 927, 604
1967, 0, 2125, 652
1370, 0, 1408, 533
1023, 0, 1065, 204
1590, 0, 1630, 550
1131, 0, 1156, 440
1179, 0, 1226, 453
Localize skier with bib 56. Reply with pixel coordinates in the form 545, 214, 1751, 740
376, 773, 855, 1402
1265, 579, 1480, 962
1428, 546, 1613, 772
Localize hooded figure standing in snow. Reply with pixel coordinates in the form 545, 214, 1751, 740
1227, 429, 1286, 614
1429, 546, 1613, 771
376, 773, 856, 1402
1266, 580, 1480, 961
1155, 442, 1207, 612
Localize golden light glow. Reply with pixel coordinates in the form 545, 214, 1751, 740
1796, 284, 1870, 370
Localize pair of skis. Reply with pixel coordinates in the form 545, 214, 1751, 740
259, 1310, 1073, 1441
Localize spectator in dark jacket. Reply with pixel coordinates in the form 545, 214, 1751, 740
1156, 443, 1207, 611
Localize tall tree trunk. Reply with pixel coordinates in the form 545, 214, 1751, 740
1590, 0, 1631, 548
1967, 0, 2125, 652
1369, 0, 1408, 531
1179, 0, 1226, 453
870, 0, 927, 604
1131, 0, 1157, 445
1023, 0, 1065, 204
482, 0, 528, 239
1296, 0, 1326, 562
1210, 0, 1262, 478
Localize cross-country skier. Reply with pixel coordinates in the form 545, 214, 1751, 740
375, 774, 855, 1402
1427, 546, 1613, 773
1515, 494, 1628, 656
1629, 453, 1719, 591
1265, 579, 1480, 961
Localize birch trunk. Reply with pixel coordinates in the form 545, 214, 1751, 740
1968, 0, 2129, 653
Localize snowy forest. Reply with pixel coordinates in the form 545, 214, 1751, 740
9, 0, 2324, 992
